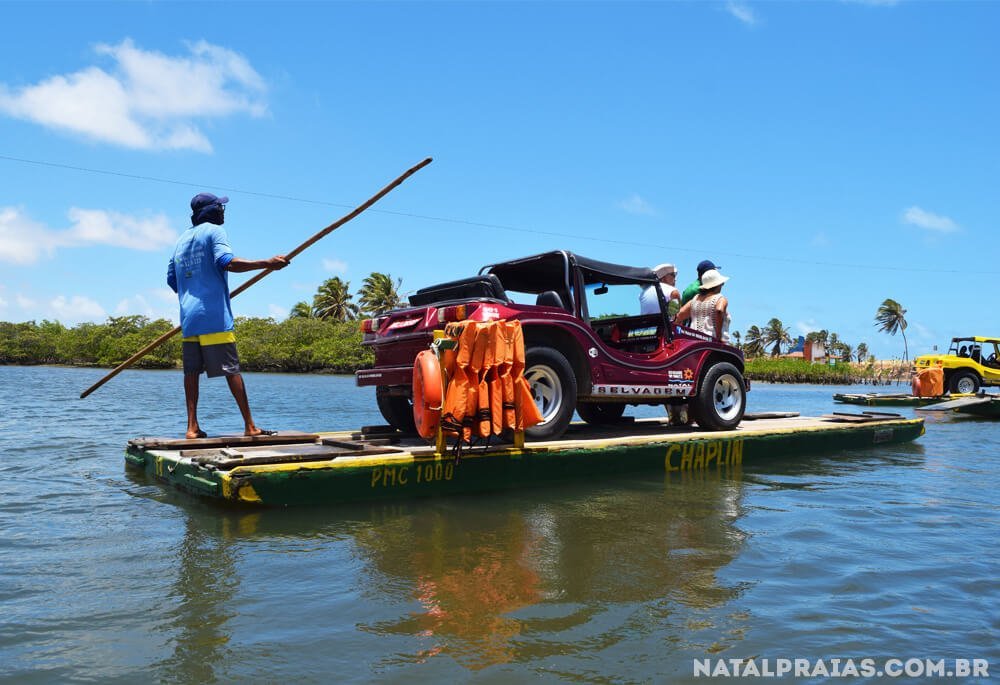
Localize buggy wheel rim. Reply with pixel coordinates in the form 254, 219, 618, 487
956, 376, 977, 394
525, 364, 562, 423
713, 373, 743, 420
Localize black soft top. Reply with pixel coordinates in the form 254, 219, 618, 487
573, 253, 659, 285
481, 251, 657, 293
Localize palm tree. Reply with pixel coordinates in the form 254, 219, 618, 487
856, 342, 869, 363
763, 318, 792, 357
313, 277, 360, 321
289, 301, 313, 318
732, 330, 742, 352
875, 299, 908, 362
806, 329, 829, 346
358, 272, 403, 316
839, 343, 853, 365
743, 325, 765, 357
828, 332, 848, 361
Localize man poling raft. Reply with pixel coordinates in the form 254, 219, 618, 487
412, 320, 543, 444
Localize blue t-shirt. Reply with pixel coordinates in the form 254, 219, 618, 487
167, 224, 235, 336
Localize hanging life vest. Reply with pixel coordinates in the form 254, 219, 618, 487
414, 319, 544, 442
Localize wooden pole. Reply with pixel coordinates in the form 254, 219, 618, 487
80, 157, 433, 399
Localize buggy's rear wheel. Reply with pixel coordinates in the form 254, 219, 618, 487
524, 346, 577, 440
376, 385, 416, 433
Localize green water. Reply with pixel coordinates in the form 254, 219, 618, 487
0, 367, 996, 683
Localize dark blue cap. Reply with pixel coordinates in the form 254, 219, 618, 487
696, 259, 718, 277
190, 193, 228, 211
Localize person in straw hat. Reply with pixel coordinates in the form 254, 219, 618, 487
673, 268, 731, 342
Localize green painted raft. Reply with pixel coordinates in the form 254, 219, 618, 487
833, 392, 976, 407
125, 413, 925, 507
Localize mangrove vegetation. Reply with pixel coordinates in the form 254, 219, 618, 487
1, 276, 910, 384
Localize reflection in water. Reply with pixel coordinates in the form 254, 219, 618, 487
153, 512, 244, 683
354, 509, 544, 669
125, 439, 928, 676
124, 469, 249, 683
128, 464, 754, 673
347, 467, 750, 670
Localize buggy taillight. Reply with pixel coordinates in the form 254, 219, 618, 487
437, 304, 468, 324
361, 317, 385, 334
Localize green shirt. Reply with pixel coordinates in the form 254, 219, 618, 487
681, 280, 701, 305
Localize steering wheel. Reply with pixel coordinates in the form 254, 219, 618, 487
988, 353, 998, 366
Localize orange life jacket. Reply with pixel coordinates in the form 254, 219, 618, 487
419, 319, 542, 442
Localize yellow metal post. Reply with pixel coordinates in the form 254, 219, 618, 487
432, 330, 447, 457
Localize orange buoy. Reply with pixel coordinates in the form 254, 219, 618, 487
412, 349, 443, 438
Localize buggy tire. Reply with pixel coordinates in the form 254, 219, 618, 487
692, 362, 746, 430
524, 346, 577, 440
949, 370, 980, 395
577, 402, 626, 425
376, 385, 416, 433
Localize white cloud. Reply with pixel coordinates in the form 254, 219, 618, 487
269, 303, 289, 320
322, 258, 348, 273
64, 208, 177, 250
619, 193, 657, 216
114, 294, 152, 317
16, 294, 36, 309
152, 287, 178, 304
0, 206, 177, 264
115, 292, 179, 322
0, 39, 266, 152
0, 207, 56, 264
726, 1, 757, 26
49, 295, 106, 324
902, 206, 958, 233
796, 320, 819, 335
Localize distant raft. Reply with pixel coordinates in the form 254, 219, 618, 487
833, 392, 977, 407
917, 393, 1000, 418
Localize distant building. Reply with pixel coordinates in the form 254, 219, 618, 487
783, 335, 806, 359
805, 339, 827, 363
780, 335, 842, 363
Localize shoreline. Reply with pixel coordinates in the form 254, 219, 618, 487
3, 359, 914, 386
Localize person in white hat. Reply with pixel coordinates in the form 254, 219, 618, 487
673, 268, 731, 342
639, 263, 680, 316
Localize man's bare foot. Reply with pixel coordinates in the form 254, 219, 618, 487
245, 426, 278, 437
186, 429, 208, 439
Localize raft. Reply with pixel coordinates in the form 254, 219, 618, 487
918, 394, 1000, 418
833, 392, 975, 407
125, 413, 925, 507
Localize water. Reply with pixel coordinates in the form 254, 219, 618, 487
0, 366, 996, 683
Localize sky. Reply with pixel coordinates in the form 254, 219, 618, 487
0, 0, 996, 360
